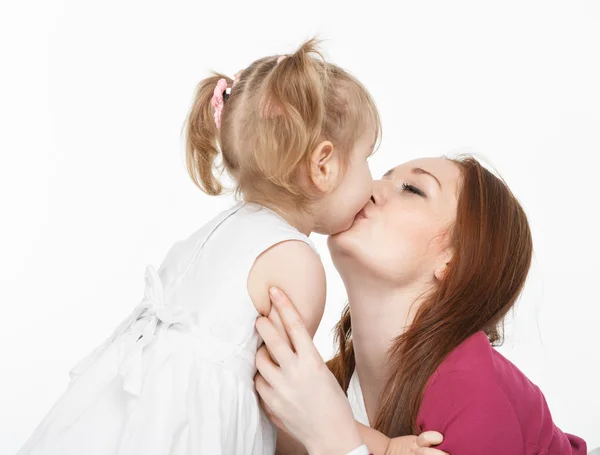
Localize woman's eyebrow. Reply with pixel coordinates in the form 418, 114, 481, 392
412, 167, 442, 189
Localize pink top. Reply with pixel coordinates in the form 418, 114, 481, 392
417, 331, 587, 455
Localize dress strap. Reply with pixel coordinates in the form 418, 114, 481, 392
171, 202, 245, 288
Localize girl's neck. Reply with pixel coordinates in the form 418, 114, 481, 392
246, 199, 315, 236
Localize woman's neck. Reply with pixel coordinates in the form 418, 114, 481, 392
345, 276, 430, 423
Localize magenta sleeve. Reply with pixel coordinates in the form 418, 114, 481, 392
417, 371, 524, 455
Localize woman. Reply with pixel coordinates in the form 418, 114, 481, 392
255, 156, 587, 454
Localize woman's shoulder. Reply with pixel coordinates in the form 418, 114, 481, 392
434, 331, 496, 376
418, 331, 587, 455
418, 350, 524, 454
424, 331, 540, 426
431, 331, 543, 404
418, 332, 519, 425
420, 331, 518, 417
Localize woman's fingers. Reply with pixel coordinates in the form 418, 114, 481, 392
416, 431, 444, 447
255, 372, 285, 428
255, 315, 296, 369
255, 370, 276, 407
268, 287, 315, 356
254, 287, 364, 453
255, 345, 281, 385
267, 305, 292, 352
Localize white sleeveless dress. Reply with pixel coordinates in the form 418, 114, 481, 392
348, 370, 370, 428
18, 202, 318, 455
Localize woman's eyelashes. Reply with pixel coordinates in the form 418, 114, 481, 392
401, 183, 426, 197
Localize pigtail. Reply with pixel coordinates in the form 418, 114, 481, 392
185, 73, 233, 195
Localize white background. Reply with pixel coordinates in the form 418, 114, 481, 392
1, 0, 599, 452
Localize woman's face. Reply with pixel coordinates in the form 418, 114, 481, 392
328, 157, 462, 286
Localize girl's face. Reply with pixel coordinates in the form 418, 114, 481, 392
318, 128, 375, 235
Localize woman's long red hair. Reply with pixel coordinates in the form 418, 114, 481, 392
327, 156, 533, 436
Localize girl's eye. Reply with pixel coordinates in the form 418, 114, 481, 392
402, 183, 426, 197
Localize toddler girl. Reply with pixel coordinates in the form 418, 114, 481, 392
18, 39, 380, 455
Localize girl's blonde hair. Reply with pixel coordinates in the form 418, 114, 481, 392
185, 38, 381, 210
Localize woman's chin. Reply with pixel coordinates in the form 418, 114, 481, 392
328, 217, 364, 254
328, 225, 375, 280
330, 210, 366, 236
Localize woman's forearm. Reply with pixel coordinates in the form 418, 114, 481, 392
275, 429, 308, 455
277, 425, 376, 455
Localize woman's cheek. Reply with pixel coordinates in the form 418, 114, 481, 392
389, 215, 435, 257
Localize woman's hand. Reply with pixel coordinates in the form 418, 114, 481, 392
255, 287, 364, 455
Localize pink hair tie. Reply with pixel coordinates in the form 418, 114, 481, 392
210, 78, 229, 129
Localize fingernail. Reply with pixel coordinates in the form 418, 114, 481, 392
269, 287, 279, 298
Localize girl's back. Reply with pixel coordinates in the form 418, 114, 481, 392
18, 39, 381, 455
158, 202, 317, 371
19, 202, 316, 455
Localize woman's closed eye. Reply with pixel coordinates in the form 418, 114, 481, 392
401, 183, 426, 197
